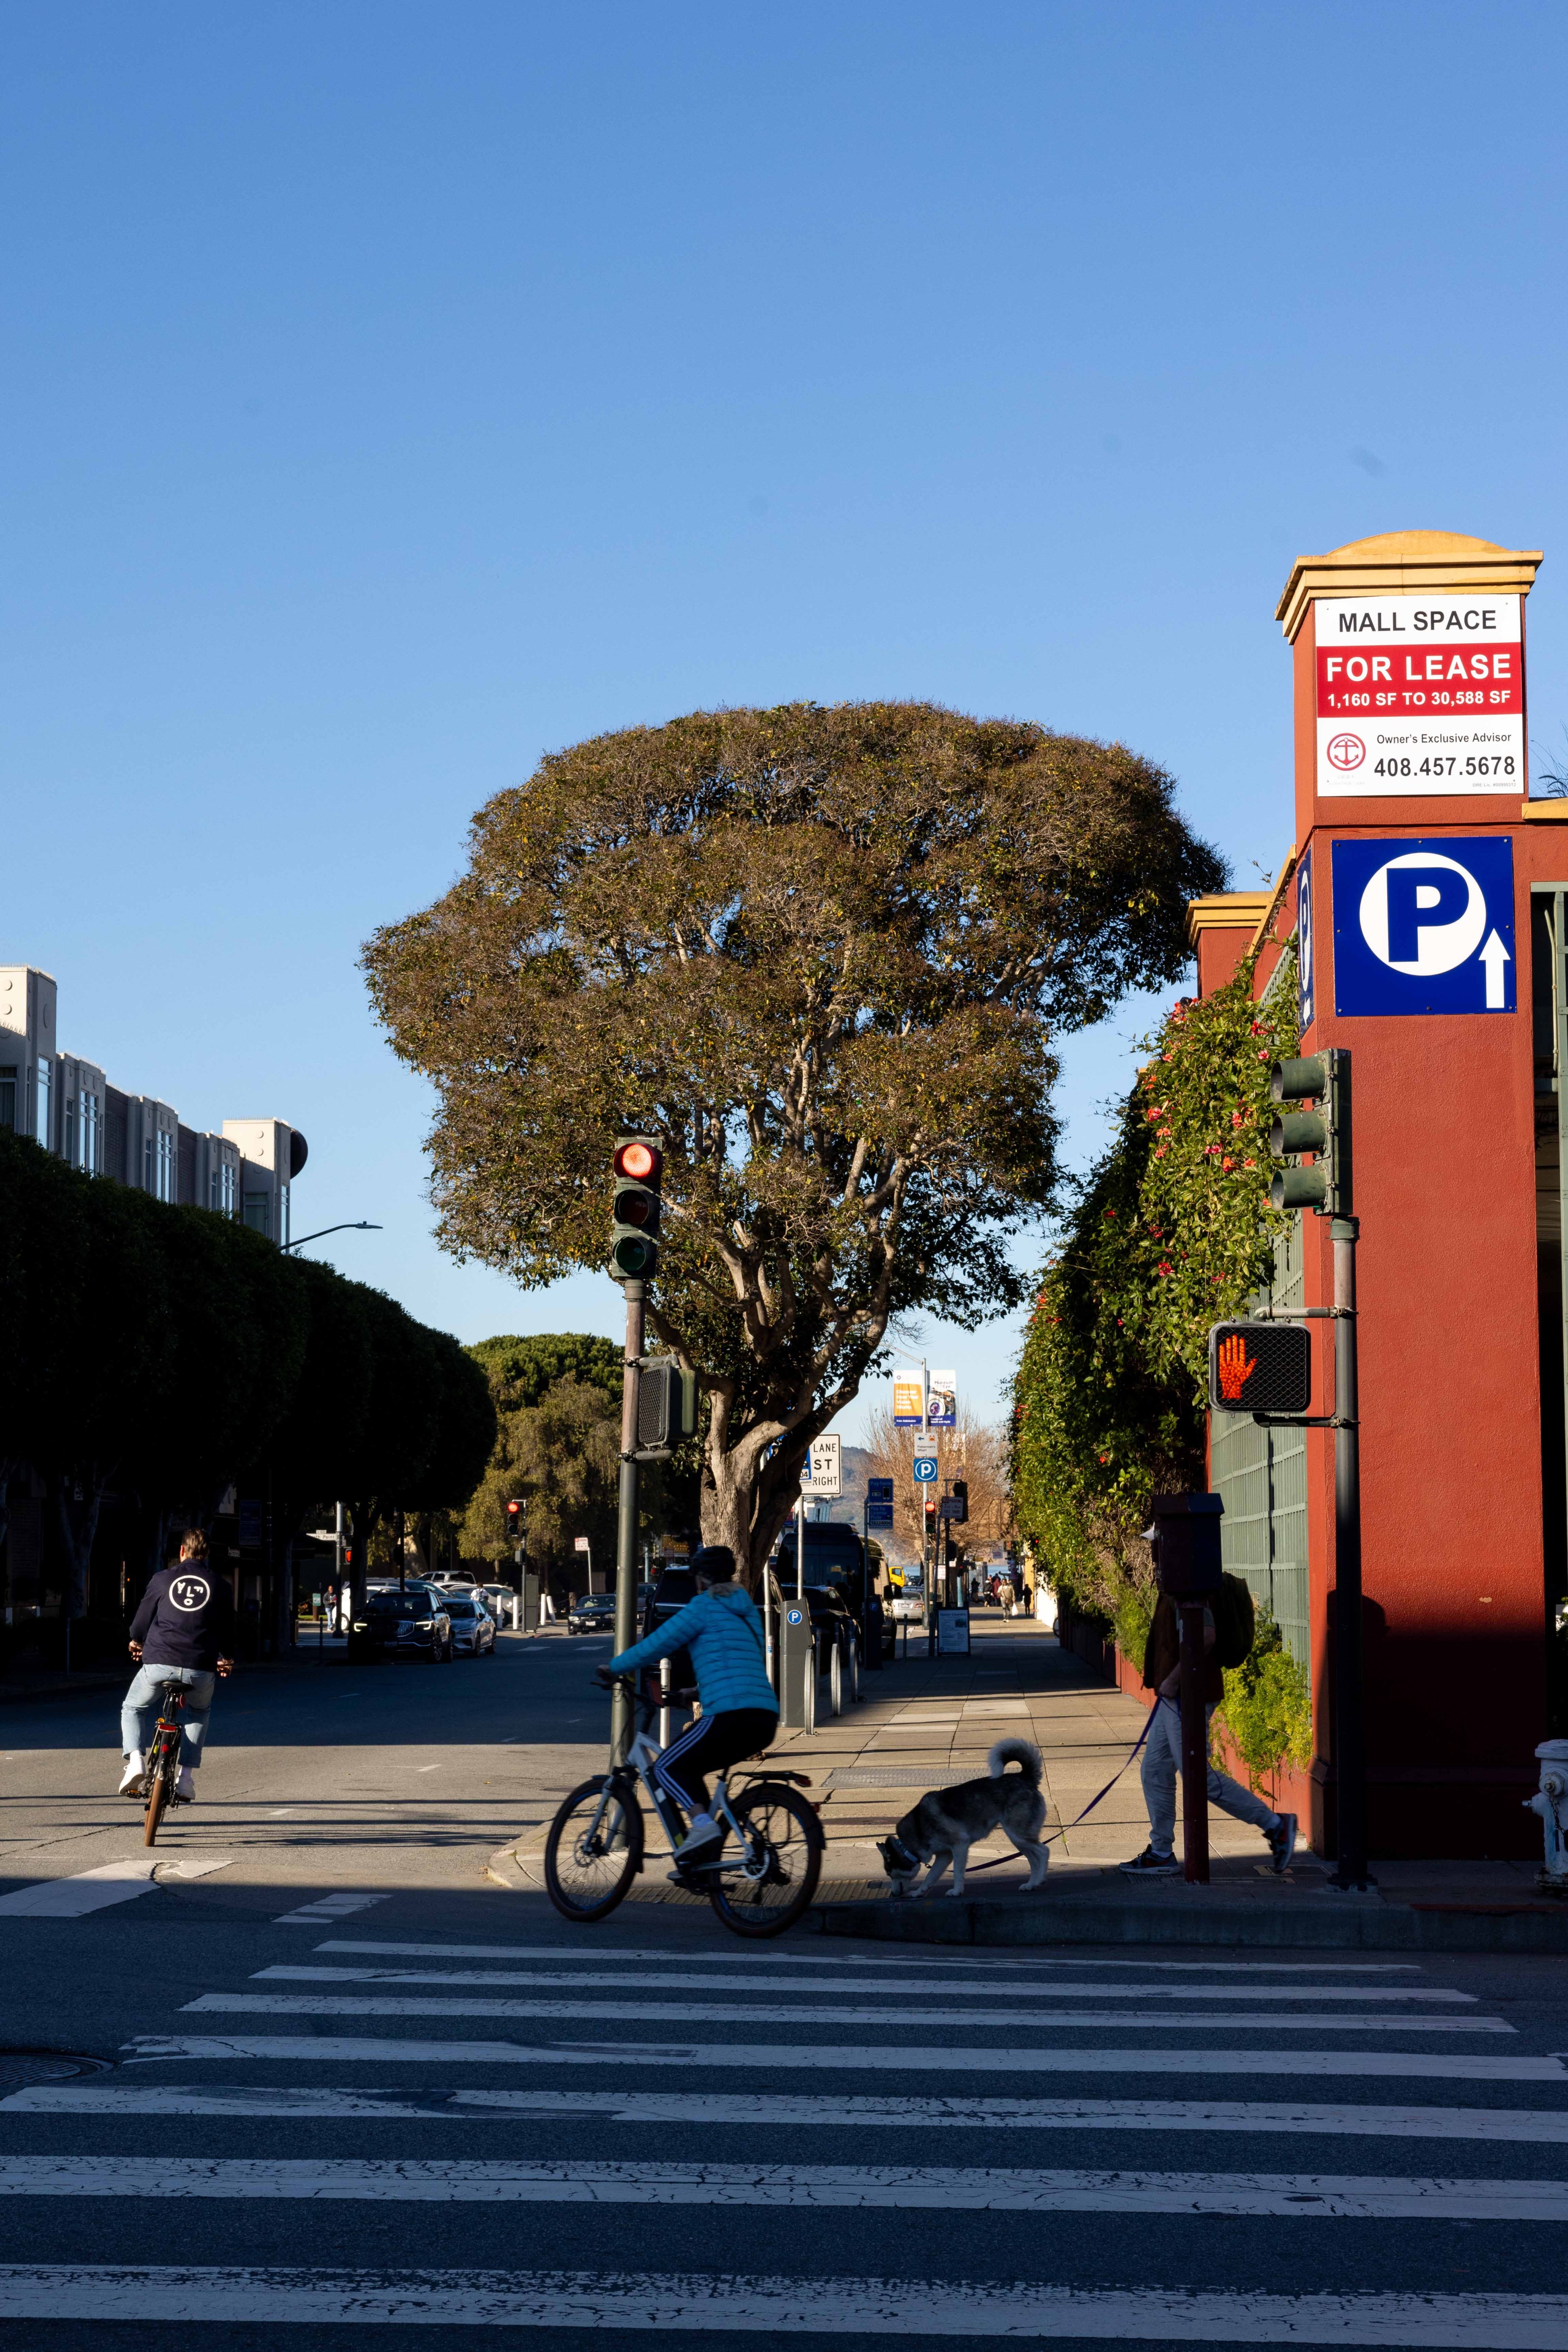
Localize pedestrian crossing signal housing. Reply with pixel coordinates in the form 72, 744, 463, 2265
610, 1134, 664, 1280
635, 1356, 698, 1457
1207, 1320, 1312, 1416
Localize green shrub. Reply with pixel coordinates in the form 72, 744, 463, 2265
1214, 1607, 1312, 1791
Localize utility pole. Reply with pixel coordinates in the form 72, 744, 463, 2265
611, 1278, 644, 1767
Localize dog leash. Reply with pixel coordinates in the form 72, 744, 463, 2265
956, 1707, 1158, 1878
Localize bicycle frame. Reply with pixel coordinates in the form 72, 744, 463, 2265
588, 1678, 779, 1886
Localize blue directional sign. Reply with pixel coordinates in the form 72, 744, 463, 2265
912, 1455, 938, 1484
867, 1505, 894, 1529
1332, 836, 1515, 1017
866, 1478, 894, 1504
1296, 849, 1315, 1033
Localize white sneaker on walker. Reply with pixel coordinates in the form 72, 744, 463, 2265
176, 1767, 196, 1803
118, 1753, 144, 1797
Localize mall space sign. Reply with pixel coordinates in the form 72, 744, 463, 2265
1332, 836, 1515, 1015
1315, 594, 1523, 797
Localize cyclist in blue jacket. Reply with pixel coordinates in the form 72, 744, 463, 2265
606, 1545, 777, 1863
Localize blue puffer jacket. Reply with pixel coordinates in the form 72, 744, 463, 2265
610, 1583, 777, 1716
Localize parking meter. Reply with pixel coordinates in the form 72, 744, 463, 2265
779, 1599, 815, 1730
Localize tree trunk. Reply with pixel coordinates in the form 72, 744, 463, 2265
51, 1469, 107, 1621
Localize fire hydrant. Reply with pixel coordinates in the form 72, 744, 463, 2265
1524, 1740, 1568, 1893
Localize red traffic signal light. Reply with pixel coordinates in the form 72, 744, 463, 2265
1207, 1321, 1311, 1416
506, 1499, 523, 1528
614, 1139, 663, 1184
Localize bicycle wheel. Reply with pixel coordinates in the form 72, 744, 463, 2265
708, 1781, 823, 1939
143, 1763, 171, 1848
543, 1775, 644, 1923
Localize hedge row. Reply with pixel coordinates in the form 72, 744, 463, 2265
0, 1132, 496, 1604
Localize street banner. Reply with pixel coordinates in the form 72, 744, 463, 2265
926, 1371, 957, 1428
1297, 849, 1315, 1032
1314, 593, 1523, 798
892, 1367, 926, 1427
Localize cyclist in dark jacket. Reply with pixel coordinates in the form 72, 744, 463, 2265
119, 1531, 236, 1802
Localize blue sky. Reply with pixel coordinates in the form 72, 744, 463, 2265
6, 2, 1567, 1444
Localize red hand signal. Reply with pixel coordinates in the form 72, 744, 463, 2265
1216, 1331, 1256, 1402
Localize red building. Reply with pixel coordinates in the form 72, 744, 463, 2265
1189, 530, 1562, 1860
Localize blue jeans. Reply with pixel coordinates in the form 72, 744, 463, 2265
122, 1665, 216, 1770
1140, 1697, 1278, 1854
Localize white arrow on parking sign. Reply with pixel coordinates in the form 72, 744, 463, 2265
1481, 929, 1510, 1009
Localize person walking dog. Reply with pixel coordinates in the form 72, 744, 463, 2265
1121, 1583, 1296, 1876
118, 1531, 236, 1804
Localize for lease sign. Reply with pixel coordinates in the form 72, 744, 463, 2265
1313, 594, 1524, 798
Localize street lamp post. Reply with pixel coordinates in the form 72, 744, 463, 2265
281, 1221, 383, 1253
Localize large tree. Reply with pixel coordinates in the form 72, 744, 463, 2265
363, 700, 1223, 1580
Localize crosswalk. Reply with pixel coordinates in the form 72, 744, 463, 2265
1, 1922, 1564, 2341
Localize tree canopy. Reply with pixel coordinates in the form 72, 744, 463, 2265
364, 699, 1224, 1577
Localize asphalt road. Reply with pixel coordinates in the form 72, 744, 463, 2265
0, 1626, 1564, 2347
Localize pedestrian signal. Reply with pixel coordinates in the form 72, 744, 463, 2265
635, 1355, 698, 1457
610, 1133, 664, 1280
1270, 1050, 1352, 1218
939, 1479, 969, 1523
1207, 1320, 1311, 1416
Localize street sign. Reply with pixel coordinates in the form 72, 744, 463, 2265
912, 1454, 938, 1484
1313, 593, 1523, 799
800, 1433, 842, 1496
867, 1504, 894, 1528
892, 1368, 926, 1427
573, 1535, 590, 1553
926, 1371, 956, 1428
1297, 850, 1315, 1032
866, 1478, 893, 1504
1332, 836, 1515, 1015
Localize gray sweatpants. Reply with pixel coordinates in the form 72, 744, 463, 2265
1141, 1697, 1277, 1853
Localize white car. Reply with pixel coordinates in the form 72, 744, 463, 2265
478, 1583, 516, 1629
440, 1593, 497, 1657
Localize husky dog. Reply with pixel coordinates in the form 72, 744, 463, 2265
877, 1737, 1049, 1897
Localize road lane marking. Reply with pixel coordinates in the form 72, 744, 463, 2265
0, 1860, 160, 1917
253, 1965, 1474, 2004
13, 2087, 1568, 2140
182, 1994, 1513, 2033
272, 1894, 391, 1926
126, 2036, 1566, 2080
0, 2267, 1560, 2340
314, 1940, 1424, 1973
0, 2156, 1562, 2219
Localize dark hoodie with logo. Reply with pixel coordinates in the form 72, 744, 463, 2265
130, 1563, 239, 1672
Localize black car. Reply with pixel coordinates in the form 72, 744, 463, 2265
348, 1589, 453, 1663
566, 1594, 619, 1636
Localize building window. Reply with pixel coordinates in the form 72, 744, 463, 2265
155, 1127, 176, 1204
79, 1091, 100, 1175
278, 1181, 290, 1247
0, 1067, 16, 1130
210, 1158, 238, 1216
243, 1191, 270, 1237
34, 1057, 51, 1149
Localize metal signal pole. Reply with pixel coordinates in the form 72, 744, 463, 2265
611, 1280, 644, 1767
1330, 1216, 1368, 1892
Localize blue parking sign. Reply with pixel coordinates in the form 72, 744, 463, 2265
1332, 836, 1515, 1017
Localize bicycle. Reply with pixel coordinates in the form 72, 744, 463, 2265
140, 1681, 189, 1848
543, 1672, 823, 1938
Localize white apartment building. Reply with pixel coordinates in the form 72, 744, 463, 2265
0, 963, 306, 1240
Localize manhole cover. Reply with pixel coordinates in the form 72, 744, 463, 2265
0, 2051, 111, 2090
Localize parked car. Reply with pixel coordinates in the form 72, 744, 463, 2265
441, 1592, 497, 1657
348, 1589, 453, 1663
477, 1583, 516, 1629
566, 1594, 619, 1636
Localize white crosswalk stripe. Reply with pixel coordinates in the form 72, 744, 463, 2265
127, 2031, 1565, 2078
181, 1990, 1515, 2031
0, 2266, 1561, 2341
252, 1962, 1479, 2002
9, 2082, 1568, 2140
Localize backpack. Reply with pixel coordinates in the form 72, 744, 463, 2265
1211, 1573, 1256, 1670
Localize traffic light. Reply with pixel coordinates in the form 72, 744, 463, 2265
939, 1479, 969, 1523
1270, 1050, 1352, 1217
505, 1498, 524, 1549
1207, 1320, 1312, 1416
610, 1133, 664, 1280
635, 1355, 699, 1457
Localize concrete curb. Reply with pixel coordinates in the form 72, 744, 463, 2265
810, 1891, 1568, 1953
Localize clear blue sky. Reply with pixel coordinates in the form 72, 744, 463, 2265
7, 2, 1567, 1444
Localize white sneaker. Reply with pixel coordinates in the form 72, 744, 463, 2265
118, 1754, 144, 1797
176, 1767, 196, 1803
677, 1812, 722, 1861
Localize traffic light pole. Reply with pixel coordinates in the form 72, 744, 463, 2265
610, 1278, 645, 1768
1330, 1216, 1369, 1892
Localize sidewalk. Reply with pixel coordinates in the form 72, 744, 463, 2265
787, 1614, 1564, 1950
